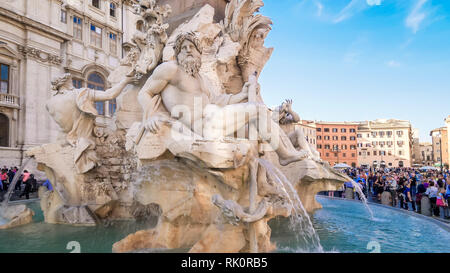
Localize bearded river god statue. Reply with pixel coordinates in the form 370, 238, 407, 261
26, 0, 349, 252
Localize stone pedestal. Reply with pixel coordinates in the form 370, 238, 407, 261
345, 188, 354, 199
381, 191, 392, 207
421, 196, 431, 216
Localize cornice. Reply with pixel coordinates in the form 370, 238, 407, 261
17, 45, 62, 65
0, 6, 72, 42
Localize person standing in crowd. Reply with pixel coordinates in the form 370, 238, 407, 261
16, 170, 30, 191
416, 183, 427, 213
436, 187, 448, 219
19, 175, 32, 199
28, 174, 37, 193
387, 175, 398, 207
0, 169, 8, 191
410, 172, 417, 200
403, 181, 413, 210
425, 181, 439, 216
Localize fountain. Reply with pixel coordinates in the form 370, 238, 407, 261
13, 0, 349, 253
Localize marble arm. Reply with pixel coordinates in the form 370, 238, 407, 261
92, 77, 133, 102
228, 82, 250, 105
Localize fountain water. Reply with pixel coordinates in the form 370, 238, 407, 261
257, 158, 323, 252
0, 157, 32, 221
0, 158, 32, 210
349, 180, 374, 220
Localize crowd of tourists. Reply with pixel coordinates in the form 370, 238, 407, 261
0, 166, 40, 200
337, 167, 450, 219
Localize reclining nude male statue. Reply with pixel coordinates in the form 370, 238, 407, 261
137, 32, 309, 166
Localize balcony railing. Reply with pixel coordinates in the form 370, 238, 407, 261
0, 93, 20, 108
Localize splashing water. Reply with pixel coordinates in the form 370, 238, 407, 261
349, 180, 374, 220
0, 158, 32, 219
257, 158, 323, 253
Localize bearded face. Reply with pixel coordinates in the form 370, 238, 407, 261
177, 39, 202, 77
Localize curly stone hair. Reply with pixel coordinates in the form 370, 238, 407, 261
173, 32, 202, 57
51, 73, 72, 91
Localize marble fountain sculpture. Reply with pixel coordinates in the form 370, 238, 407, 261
22, 0, 349, 252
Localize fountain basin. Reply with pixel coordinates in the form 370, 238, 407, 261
0, 204, 34, 230
1, 198, 450, 252
272, 196, 450, 253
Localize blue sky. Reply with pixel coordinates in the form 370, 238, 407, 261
257, 0, 450, 141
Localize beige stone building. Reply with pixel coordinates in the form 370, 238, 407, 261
0, 0, 140, 170
411, 128, 421, 166
416, 142, 433, 166
298, 120, 317, 149
430, 127, 449, 168
357, 119, 413, 168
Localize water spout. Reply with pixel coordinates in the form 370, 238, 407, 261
349, 180, 374, 220
257, 158, 323, 253
0, 157, 32, 218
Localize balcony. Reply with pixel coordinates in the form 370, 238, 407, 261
0, 93, 20, 109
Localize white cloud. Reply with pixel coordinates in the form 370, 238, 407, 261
367, 0, 382, 6
315, 1, 324, 17
406, 0, 428, 33
387, 60, 401, 67
333, 0, 382, 24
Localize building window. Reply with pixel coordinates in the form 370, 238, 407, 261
87, 73, 106, 115
374, 151, 377, 156
92, 0, 100, 9
399, 150, 403, 156
73, 16, 83, 40
351, 153, 355, 158
341, 136, 347, 141
350, 136, 356, 141
342, 145, 347, 150
325, 153, 329, 157
350, 145, 356, 150
0, 114, 9, 147
341, 128, 347, 133
317, 144, 322, 149
332, 136, 338, 141
110, 2, 116, 17
317, 128, 322, 132
61, 10, 67, 23
109, 33, 117, 55
72, 79, 83, 89
342, 153, 347, 157
91, 24, 103, 48
0, 64, 9, 93
350, 129, 356, 133
317, 135, 322, 140
357, 134, 362, 138
379, 131, 385, 137
324, 136, 330, 140
332, 128, 338, 133
324, 128, 330, 132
